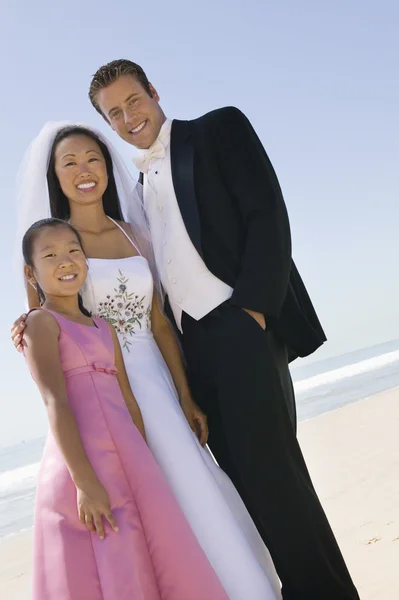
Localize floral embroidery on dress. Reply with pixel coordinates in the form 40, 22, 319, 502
96, 270, 151, 352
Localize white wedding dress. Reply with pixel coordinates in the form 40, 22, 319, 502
81, 220, 281, 600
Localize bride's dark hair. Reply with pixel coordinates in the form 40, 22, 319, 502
46, 126, 125, 222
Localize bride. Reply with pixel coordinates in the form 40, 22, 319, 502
15, 121, 281, 600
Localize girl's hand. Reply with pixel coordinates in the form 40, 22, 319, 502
76, 479, 118, 539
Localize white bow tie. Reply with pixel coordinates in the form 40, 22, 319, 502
133, 139, 166, 174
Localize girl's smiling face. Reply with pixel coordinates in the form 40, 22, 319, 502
25, 225, 88, 301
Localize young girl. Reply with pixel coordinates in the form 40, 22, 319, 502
22, 217, 227, 600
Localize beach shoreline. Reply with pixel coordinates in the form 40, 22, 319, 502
1, 388, 398, 599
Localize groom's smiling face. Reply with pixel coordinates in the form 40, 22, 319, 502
96, 75, 165, 150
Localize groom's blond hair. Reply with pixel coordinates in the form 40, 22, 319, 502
89, 59, 153, 115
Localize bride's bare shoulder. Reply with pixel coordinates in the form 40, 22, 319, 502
115, 220, 139, 241
114, 219, 128, 230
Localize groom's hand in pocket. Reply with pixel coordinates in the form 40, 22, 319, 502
11, 314, 28, 352
242, 308, 266, 330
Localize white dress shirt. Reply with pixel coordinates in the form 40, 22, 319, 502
134, 118, 233, 332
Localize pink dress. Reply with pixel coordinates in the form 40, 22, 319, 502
30, 309, 228, 600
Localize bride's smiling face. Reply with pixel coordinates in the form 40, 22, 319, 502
54, 135, 109, 208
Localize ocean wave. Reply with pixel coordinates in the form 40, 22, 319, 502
0, 462, 40, 494
294, 349, 399, 393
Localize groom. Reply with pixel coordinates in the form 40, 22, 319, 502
88, 60, 358, 600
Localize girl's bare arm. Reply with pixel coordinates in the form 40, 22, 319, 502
24, 310, 99, 488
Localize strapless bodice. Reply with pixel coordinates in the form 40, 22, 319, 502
81, 255, 153, 352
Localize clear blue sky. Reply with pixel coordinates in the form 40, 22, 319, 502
1, 0, 398, 447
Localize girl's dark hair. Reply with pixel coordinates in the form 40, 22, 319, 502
46, 126, 124, 221
22, 218, 91, 317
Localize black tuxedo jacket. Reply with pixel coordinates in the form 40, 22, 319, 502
143, 107, 326, 360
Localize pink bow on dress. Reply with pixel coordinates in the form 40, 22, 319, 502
92, 362, 118, 375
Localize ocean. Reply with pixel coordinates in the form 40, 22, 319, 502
1, 338, 399, 540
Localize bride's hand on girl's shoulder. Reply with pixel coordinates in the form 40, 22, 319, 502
76, 478, 118, 540
12, 278, 41, 352
11, 313, 28, 352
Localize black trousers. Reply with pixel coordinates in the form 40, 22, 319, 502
181, 303, 359, 600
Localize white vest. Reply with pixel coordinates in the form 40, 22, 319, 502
139, 119, 233, 332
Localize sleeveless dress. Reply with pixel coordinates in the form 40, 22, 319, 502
30, 309, 228, 600
80, 219, 281, 600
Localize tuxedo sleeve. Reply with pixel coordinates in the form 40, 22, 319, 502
211, 107, 292, 319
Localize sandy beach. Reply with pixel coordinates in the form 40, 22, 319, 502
299, 387, 399, 600
1, 388, 398, 599
0, 530, 32, 599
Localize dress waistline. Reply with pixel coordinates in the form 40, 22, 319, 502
64, 362, 118, 379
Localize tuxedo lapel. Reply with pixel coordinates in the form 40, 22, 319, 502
170, 119, 203, 256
